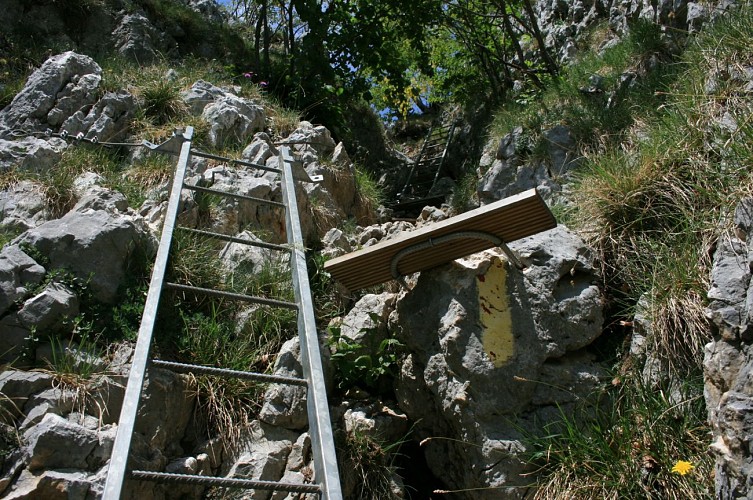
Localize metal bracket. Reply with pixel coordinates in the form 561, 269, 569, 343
280, 145, 323, 183
141, 129, 190, 155
389, 230, 525, 289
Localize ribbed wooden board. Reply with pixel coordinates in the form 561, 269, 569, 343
324, 188, 556, 291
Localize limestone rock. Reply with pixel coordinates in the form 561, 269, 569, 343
112, 13, 164, 64
61, 90, 136, 143
220, 231, 290, 276
16, 282, 79, 333
3, 469, 94, 499
704, 197, 753, 497
478, 125, 570, 204
286, 433, 312, 472
287, 122, 337, 164
202, 94, 266, 148
321, 228, 352, 259
0, 245, 46, 315
337, 293, 396, 347
185, 0, 226, 24
136, 368, 195, 453
391, 225, 604, 498
259, 337, 308, 431
544, 124, 579, 177
0, 137, 68, 172
303, 163, 357, 231
71, 172, 129, 214
20, 387, 78, 431
243, 132, 277, 165
225, 421, 299, 500
0, 180, 49, 230
0, 52, 102, 135
342, 402, 409, 444
17, 209, 149, 303
182, 80, 229, 115
0, 371, 54, 419
23, 414, 98, 470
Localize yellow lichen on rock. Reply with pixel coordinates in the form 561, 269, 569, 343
478, 256, 514, 367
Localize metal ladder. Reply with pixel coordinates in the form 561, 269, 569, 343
103, 127, 342, 499
397, 120, 456, 202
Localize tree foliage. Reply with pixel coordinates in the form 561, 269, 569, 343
223, 0, 557, 124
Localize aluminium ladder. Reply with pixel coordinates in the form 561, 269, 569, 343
103, 127, 342, 499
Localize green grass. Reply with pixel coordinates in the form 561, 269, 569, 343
449, 170, 479, 214
499, 5, 753, 497
138, 79, 187, 125
0, 227, 22, 249
569, 7, 753, 376
354, 166, 385, 213
337, 427, 408, 500
489, 19, 677, 159
114, 153, 174, 208
157, 230, 298, 442
46, 321, 105, 383
525, 373, 712, 500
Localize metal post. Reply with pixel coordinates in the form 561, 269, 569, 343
103, 127, 194, 499
279, 146, 343, 500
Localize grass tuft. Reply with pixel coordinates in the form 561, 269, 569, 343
137, 79, 187, 125
525, 374, 712, 500
338, 428, 407, 500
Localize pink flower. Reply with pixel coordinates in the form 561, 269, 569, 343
243, 72, 253, 78
259, 81, 268, 87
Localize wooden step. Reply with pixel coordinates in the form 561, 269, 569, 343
325, 189, 556, 291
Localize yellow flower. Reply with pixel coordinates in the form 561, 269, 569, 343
671, 460, 694, 475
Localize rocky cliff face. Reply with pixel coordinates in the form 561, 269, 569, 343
705, 198, 753, 499
0, 49, 371, 498
390, 226, 603, 498
1, 0, 232, 65
2, 0, 751, 498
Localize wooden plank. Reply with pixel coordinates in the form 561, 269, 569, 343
324, 188, 556, 291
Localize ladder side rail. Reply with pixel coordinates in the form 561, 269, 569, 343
279, 146, 343, 500
103, 127, 195, 499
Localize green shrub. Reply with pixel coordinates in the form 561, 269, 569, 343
329, 314, 404, 393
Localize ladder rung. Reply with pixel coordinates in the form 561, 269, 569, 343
129, 471, 321, 493
164, 283, 298, 310
175, 227, 288, 252
151, 359, 307, 386
191, 150, 282, 175
183, 184, 285, 208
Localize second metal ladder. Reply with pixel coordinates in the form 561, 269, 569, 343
103, 127, 342, 499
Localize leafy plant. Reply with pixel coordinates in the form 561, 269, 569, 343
329, 314, 404, 392
109, 283, 149, 341
0, 226, 22, 250
309, 252, 348, 323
